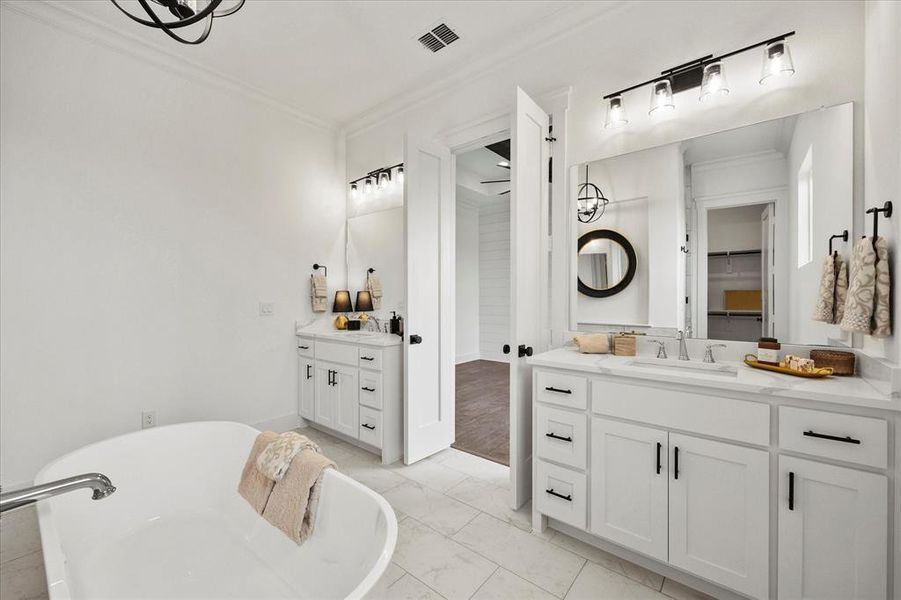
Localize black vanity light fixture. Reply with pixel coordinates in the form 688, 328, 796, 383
604, 31, 796, 129
110, 0, 245, 45
349, 163, 404, 198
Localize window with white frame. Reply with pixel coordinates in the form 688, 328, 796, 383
797, 146, 813, 268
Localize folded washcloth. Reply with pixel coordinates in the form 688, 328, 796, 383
872, 236, 891, 337
841, 237, 878, 334
238, 431, 279, 514
573, 333, 610, 354
257, 432, 321, 481
262, 449, 336, 544
812, 254, 837, 323
367, 276, 383, 310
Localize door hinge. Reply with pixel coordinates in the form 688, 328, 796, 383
545, 125, 556, 143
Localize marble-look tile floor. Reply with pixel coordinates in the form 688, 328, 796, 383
0, 426, 715, 600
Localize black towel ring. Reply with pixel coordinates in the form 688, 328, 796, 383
864, 201, 892, 249
312, 263, 327, 278
828, 230, 848, 256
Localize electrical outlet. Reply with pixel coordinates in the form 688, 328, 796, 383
259, 302, 275, 316
142, 411, 156, 429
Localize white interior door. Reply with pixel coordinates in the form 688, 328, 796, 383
510, 87, 549, 508
404, 134, 455, 464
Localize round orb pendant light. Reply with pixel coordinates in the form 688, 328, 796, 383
576, 165, 610, 224
110, 0, 245, 45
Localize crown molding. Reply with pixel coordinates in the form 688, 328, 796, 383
0, 0, 337, 132
344, 1, 631, 140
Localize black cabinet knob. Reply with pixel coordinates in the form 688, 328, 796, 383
409, 334, 422, 345
503, 344, 511, 354
518, 344, 533, 358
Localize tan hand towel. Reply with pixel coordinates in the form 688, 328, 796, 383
310, 276, 328, 312
834, 255, 848, 325
367, 276, 383, 310
262, 449, 336, 544
238, 431, 279, 514
573, 333, 610, 354
256, 432, 321, 481
812, 254, 836, 323
840, 237, 878, 334
872, 236, 891, 337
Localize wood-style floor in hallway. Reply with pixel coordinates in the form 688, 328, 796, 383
453, 359, 509, 466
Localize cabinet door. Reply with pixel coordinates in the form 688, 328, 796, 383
778, 456, 887, 600
298, 358, 315, 419
314, 364, 335, 428
333, 365, 359, 439
669, 433, 769, 600
590, 418, 668, 561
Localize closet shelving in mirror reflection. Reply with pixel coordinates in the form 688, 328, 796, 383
603, 31, 796, 129
349, 163, 404, 198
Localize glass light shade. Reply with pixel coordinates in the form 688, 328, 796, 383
364, 177, 373, 194
354, 290, 374, 313
648, 80, 674, 115
396, 166, 404, 185
332, 290, 353, 313
378, 171, 390, 190
604, 95, 628, 128
760, 40, 795, 84
699, 61, 729, 101
350, 182, 358, 198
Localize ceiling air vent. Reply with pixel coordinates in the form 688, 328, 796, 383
417, 22, 460, 53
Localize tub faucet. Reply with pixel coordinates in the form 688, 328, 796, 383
677, 330, 690, 361
0, 473, 116, 515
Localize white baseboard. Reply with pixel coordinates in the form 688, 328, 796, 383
479, 352, 510, 364
252, 413, 300, 432
456, 352, 482, 364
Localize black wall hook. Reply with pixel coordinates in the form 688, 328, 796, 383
828, 230, 848, 256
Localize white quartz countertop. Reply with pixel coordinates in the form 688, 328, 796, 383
528, 347, 901, 413
295, 328, 403, 347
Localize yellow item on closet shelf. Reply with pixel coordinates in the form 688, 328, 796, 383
573, 334, 609, 354
334, 315, 349, 330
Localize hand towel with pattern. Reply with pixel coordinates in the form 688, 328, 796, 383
840, 237, 877, 334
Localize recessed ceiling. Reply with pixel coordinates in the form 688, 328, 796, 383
68, 0, 589, 125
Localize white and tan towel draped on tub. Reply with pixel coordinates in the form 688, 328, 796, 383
310, 275, 328, 312
367, 275, 382, 310
238, 431, 335, 544
813, 253, 848, 325
840, 236, 891, 337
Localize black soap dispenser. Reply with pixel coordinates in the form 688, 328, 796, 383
390, 311, 403, 337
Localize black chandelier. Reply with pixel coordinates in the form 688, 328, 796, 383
576, 165, 609, 224
111, 0, 245, 45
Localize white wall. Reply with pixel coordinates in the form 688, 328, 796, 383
479, 198, 511, 362
346, 207, 404, 317
455, 189, 480, 363
0, 9, 345, 486
707, 205, 765, 253
577, 143, 682, 329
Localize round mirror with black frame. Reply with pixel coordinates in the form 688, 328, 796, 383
577, 229, 637, 298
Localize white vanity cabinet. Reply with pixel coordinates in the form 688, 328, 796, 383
530, 352, 896, 600
297, 332, 403, 464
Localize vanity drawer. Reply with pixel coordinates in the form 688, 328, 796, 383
358, 347, 383, 370
359, 372, 383, 410
296, 336, 315, 358
536, 405, 587, 470
535, 460, 586, 529
535, 370, 588, 410
359, 406, 382, 448
592, 380, 769, 446
780, 407, 887, 468
315, 341, 358, 366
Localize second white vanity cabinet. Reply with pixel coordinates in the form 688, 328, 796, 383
297, 331, 403, 464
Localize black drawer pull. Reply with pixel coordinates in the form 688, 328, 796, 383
788, 471, 795, 510
298, 345, 310, 350
544, 386, 572, 395
306, 364, 312, 380
361, 356, 375, 361
545, 488, 572, 502
803, 430, 860, 444
656, 442, 662, 475
361, 386, 376, 392
545, 432, 572, 442
361, 423, 376, 430
673, 446, 679, 479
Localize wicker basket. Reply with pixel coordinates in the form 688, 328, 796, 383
809, 350, 855, 376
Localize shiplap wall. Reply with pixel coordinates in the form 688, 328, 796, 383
479, 198, 511, 362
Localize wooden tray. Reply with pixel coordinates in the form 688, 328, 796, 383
743, 354, 833, 378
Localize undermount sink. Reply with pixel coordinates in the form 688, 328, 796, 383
627, 357, 739, 378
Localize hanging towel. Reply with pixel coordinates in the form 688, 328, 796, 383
238, 431, 279, 514
812, 254, 837, 323
872, 236, 891, 337
367, 275, 383, 310
310, 275, 328, 312
256, 432, 321, 481
262, 449, 336, 544
840, 237, 878, 334
834, 256, 848, 325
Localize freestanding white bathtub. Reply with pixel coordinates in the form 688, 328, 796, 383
34, 421, 397, 599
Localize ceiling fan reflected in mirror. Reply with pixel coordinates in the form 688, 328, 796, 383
110, 0, 245, 45
480, 139, 511, 195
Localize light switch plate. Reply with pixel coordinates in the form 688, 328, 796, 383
259, 302, 275, 316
